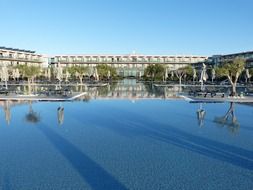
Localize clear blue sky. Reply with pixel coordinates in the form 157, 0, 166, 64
0, 0, 252, 56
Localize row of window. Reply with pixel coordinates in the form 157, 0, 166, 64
54, 57, 203, 63
0, 53, 42, 61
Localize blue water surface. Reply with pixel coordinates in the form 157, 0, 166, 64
0, 100, 252, 190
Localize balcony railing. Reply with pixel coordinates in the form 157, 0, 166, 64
54, 59, 203, 64
0, 55, 43, 63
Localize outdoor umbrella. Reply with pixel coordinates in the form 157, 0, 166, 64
65, 71, 70, 82
211, 68, 216, 83
199, 63, 208, 91
1, 66, 9, 89
47, 68, 51, 80
193, 68, 197, 82
95, 68, 99, 81
165, 68, 168, 81
245, 69, 251, 83
56, 63, 63, 82
107, 70, 111, 80
14, 68, 20, 81
75, 71, 79, 79
171, 70, 174, 79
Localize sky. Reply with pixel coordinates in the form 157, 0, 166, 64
0, 0, 252, 56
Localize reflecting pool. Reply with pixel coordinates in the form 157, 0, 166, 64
0, 82, 253, 190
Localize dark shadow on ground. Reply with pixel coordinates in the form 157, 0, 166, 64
77, 108, 253, 171
39, 125, 127, 190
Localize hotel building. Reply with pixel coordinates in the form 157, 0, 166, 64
51, 53, 207, 77
209, 51, 253, 68
0, 47, 46, 67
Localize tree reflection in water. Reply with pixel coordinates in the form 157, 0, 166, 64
25, 101, 40, 124
214, 102, 240, 134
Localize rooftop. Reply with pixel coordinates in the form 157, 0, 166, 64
0, 46, 36, 54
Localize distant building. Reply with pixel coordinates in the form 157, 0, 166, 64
51, 54, 207, 77
0, 47, 44, 67
209, 51, 253, 68
3, 45, 253, 76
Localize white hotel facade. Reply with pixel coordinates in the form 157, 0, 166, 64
0, 46, 208, 77
51, 54, 207, 77
0, 47, 47, 67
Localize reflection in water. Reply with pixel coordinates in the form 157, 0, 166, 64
86, 80, 180, 100
0, 100, 30, 125
3, 100, 11, 125
196, 103, 206, 128
57, 104, 64, 126
214, 102, 240, 134
0, 81, 245, 132
25, 102, 40, 124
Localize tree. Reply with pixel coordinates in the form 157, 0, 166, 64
17, 65, 41, 94
144, 64, 165, 81
216, 58, 245, 96
174, 65, 193, 85
96, 65, 117, 80
246, 68, 253, 83
66, 66, 89, 84
250, 68, 253, 77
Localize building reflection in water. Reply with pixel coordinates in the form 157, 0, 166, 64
0, 100, 30, 125
214, 102, 240, 134
85, 79, 181, 100
0, 81, 242, 131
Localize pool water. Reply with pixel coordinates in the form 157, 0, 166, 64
0, 99, 252, 190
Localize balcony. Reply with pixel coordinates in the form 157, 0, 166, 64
0, 55, 43, 63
